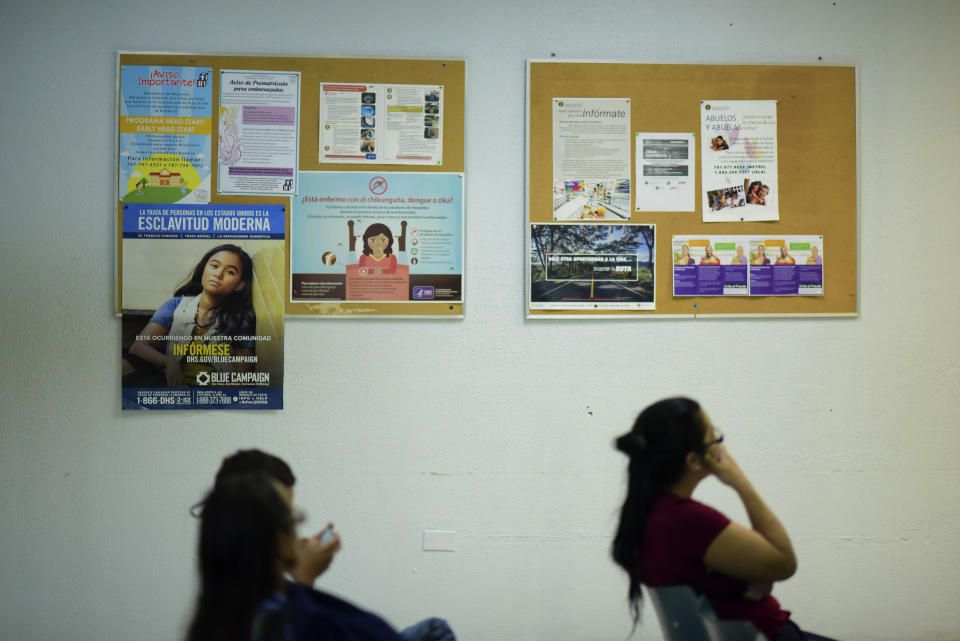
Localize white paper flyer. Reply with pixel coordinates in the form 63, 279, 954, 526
635, 133, 695, 212
319, 83, 443, 165
552, 98, 631, 221
700, 100, 779, 222
218, 70, 301, 195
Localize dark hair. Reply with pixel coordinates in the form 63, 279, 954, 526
192, 450, 295, 518
187, 473, 294, 641
611, 397, 707, 625
361, 223, 394, 256
215, 449, 295, 488
190, 449, 297, 518
175, 244, 256, 342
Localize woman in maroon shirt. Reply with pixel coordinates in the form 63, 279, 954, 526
611, 398, 836, 640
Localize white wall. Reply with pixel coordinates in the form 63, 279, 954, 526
1, 1, 959, 640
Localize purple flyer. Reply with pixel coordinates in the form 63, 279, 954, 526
748, 237, 824, 295
672, 237, 749, 296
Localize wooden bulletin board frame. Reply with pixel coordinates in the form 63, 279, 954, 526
115, 51, 465, 317
525, 59, 858, 318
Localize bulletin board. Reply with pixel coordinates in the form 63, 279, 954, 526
525, 60, 857, 318
115, 52, 465, 317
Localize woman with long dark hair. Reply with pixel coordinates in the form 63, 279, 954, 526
189, 461, 456, 641
752, 244, 771, 266
188, 473, 296, 641
123, 244, 256, 387
359, 223, 398, 275
612, 398, 835, 641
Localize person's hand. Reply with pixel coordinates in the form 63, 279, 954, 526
164, 359, 185, 387
291, 523, 341, 586
703, 444, 750, 490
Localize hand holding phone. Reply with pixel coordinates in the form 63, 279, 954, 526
291, 523, 340, 586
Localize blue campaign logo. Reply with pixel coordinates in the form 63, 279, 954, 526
412, 286, 435, 300
365, 153, 376, 160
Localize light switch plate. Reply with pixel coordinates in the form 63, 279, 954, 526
422, 530, 456, 552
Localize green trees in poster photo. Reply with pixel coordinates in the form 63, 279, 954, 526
530, 224, 654, 284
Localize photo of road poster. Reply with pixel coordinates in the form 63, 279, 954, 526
701, 100, 779, 222
118, 65, 212, 204
530, 223, 655, 311
291, 172, 463, 305
552, 98, 631, 220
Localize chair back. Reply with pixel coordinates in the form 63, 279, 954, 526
699, 599, 764, 641
646, 585, 711, 641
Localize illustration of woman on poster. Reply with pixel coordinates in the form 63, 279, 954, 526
358, 223, 399, 275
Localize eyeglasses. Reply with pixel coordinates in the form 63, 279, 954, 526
701, 430, 724, 450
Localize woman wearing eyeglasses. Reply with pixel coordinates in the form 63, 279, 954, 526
611, 398, 835, 641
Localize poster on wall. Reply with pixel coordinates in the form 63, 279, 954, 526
700, 100, 779, 222
121, 204, 285, 410
552, 98, 631, 221
748, 236, 824, 296
218, 70, 301, 195
635, 133, 695, 212
672, 235, 749, 296
291, 172, 463, 306
118, 65, 212, 204
529, 223, 655, 311
319, 82, 443, 165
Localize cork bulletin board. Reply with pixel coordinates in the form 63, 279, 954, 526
526, 60, 857, 318
115, 52, 465, 317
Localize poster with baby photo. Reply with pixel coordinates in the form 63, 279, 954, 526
701, 100, 779, 222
